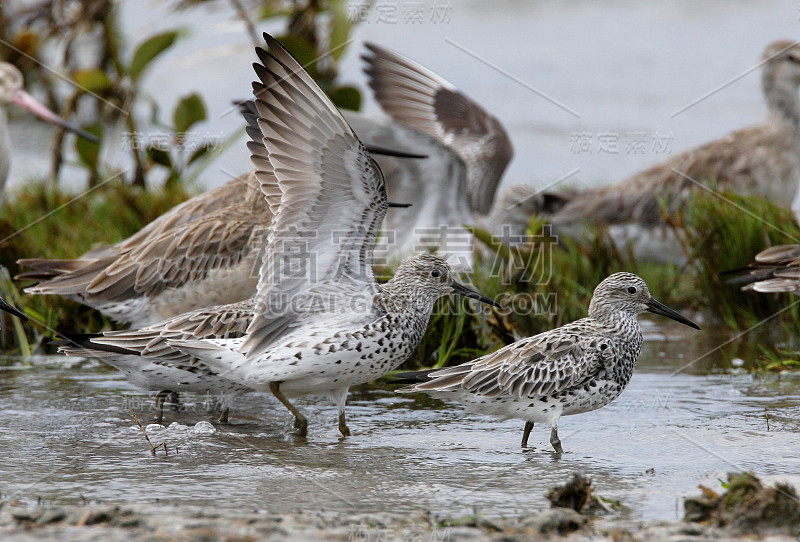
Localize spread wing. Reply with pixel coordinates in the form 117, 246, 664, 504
362, 42, 513, 214
240, 34, 389, 356
406, 322, 616, 399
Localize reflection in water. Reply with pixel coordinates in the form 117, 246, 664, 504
1, 326, 798, 521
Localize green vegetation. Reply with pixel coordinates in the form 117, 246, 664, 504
2, 0, 362, 188
404, 190, 800, 371
4, 182, 800, 373
0, 180, 197, 352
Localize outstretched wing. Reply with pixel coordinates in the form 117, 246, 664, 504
362, 42, 513, 214
404, 322, 615, 399
240, 34, 389, 356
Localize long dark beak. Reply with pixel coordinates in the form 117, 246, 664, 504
12, 90, 100, 143
451, 281, 501, 308
0, 297, 27, 321
646, 297, 699, 329
387, 202, 412, 208
366, 144, 427, 159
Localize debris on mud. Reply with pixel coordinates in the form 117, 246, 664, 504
684, 472, 800, 536
546, 472, 622, 515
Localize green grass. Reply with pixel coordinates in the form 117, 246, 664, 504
3, 180, 800, 373
0, 179, 198, 351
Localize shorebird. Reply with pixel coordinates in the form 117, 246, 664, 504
0, 62, 98, 192
731, 244, 800, 294
0, 296, 26, 321
396, 272, 699, 453
17, 104, 415, 327
160, 33, 498, 438
546, 40, 800, 264
16, 42, 526, 325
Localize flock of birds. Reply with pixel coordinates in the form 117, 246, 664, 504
2, 34, 800, 452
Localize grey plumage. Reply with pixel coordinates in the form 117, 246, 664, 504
57, 300, 255, 423
167, 34, 498, 437
397, 272, 699, 452
16, 42, 519, 323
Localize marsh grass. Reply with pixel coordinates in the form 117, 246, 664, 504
673, 190, 800, 329
412, 190, 800, 372
0, 179, 197, 347
3, 181, 800, 372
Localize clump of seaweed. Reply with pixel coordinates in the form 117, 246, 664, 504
684, 472, 800, 535
545, 472, 621, 515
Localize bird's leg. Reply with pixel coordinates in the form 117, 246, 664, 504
521, 421, 534, 448
166, 391, 181, 410
334, 387, 350, 438
269, 381, 308, 436
550, 425, 564, 454
154, 390, 171, 424
219, 408, 229, 424
338, 412, 351, 438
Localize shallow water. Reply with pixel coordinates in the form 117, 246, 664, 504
7, 1, 800, 193
1, 320, 797, 521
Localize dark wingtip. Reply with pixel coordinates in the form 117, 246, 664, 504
390, 370, 434, 385
0, 297, 27, 321
50, 332, 138, 355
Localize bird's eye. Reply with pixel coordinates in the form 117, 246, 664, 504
627, 286, 637, 294
431, 269, 441, 278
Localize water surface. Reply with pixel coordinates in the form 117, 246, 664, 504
1, 320, 797, 521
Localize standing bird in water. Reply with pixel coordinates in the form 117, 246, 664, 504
397, 273, 699, 453
0, 62, 98, 192
164, 34, 499, 437
63, 34, 499, 435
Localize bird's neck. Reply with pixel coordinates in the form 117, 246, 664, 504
378, 280, 438, 315
763, 70, 800, 130
592, 309, 642, 340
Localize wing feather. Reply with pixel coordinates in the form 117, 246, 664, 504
362, 42, 512, 214
409, 321, 614, 399
240, 34, 388, 356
